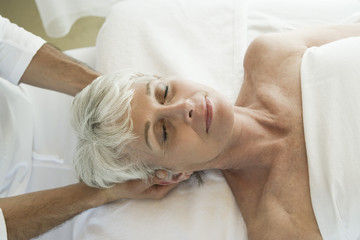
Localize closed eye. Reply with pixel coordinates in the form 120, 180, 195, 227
164, 85, 169, 101
162, 121, 168, 142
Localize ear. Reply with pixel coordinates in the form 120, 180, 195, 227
157, 171, 193, 185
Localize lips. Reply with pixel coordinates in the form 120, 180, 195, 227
204, 97, 213, 133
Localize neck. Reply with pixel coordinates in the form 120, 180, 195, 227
210, 106, 285, 171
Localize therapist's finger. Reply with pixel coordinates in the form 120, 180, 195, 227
143, 181, 179, 200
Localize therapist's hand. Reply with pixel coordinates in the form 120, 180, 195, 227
101, 171, 180, 202
1, 174, 178, 240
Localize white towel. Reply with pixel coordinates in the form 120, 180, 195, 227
301, 37, 360, 240
74, 170, 247, 240
96, 0, 247, 103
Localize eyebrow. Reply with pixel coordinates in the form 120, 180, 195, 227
144, 79, 156, 150
144, 121, 152, 150
146, 80, 151, 95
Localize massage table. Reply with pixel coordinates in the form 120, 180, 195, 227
1, 0, 360, 239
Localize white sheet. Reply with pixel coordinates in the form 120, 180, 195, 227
247, 0, 360, 44
301, 37, 360, 239
34, 0, 360, 39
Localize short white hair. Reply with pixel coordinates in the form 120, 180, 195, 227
71, 71, 171, 188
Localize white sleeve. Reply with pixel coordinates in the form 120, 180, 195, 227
0, 209, 7, 240
0, 15, 46, 85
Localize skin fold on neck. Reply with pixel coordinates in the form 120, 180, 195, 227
206, 105, 287, 173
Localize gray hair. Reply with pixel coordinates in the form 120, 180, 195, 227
71, 71, 170, 188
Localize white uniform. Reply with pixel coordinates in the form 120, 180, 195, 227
0, 15, 45, 240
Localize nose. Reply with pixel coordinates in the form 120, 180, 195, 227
160, 99, 194, 123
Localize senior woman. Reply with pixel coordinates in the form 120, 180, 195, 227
72, 24, 360, 239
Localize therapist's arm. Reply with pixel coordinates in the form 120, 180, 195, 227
19, 43, 100, 96
0, 176, 177, 240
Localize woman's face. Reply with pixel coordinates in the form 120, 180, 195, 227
128, 77, 235, 172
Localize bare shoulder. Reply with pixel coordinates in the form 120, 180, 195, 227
244, 34, 307, 86
238, 34, 308, 110
244, 24, 360, 87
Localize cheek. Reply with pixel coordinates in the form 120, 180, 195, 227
171, 133, 218, 163
172, 132, 199, 153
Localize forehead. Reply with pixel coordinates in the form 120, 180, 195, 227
129, 81, 158, 156
130, 82, 148, 129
